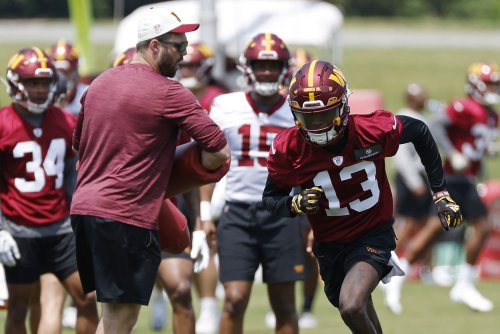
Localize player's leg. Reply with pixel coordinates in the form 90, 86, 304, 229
448, 176, 493, 312
261, 210, 304, 334
217, 202, 260, 334
194, 247, 220, 334
158, 253, 195, 334
298, 221, 318, 328
219, 280, 253, 334
28, 280, 41, 333
37, 272, 66, 334
5, 283, 34, 333
150, 275, 168, 331
267, 282, 299, 334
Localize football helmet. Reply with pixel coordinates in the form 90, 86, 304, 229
46, 39, 79, 73
178, 43, 215, 89
289, 60, 350, 146
239, 32, 290, 96
6, 47, 58, 114
113, 47, 137, 67
465, 61, 500, 106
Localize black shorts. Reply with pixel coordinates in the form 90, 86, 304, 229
217, 201, 305, 284
395, 173, 435, 219
71, 215, 161, 305
4, 233, 77, 284
313, 223, 396, 308
446, 174, 487, 220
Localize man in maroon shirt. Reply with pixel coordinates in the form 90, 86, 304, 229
262, 60, 462, 334
70, 7, 229, 334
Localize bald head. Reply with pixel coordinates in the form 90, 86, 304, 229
405, 83, 427, 112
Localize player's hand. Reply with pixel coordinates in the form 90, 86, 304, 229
433, 191, 462, 231
190, 230, 210, 273
291, 186, 324, 215
0, 230, 20, 267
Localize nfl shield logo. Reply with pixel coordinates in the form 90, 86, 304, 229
33, 128, 43, 138
333, 156, 343, 166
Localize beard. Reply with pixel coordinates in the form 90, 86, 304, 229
158, 50, 178, 78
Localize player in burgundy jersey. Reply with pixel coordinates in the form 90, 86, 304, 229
0, 47, 98, 334
387, 61, 499, 313
208, 32, 306, 334
262, 60, 462, 334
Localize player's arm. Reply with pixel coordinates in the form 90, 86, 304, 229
430, 106, 469, 171
397, 115, 462, 230
262, 176, 295, 217
64, 156, 78, 207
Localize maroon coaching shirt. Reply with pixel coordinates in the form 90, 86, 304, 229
268, 111, 402, 243
71, 64, 226, 230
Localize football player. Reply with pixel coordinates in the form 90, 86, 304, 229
208, 32, 305, 334
46, 39, 88, 116
177, 42, 229, 334
0, 47, 98, 333
394, 62, 499, 313
262, 60, 462, 333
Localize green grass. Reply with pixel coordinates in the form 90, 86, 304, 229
1, 281, 499, 333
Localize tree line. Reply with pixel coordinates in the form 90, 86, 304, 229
1, 0, 499, 21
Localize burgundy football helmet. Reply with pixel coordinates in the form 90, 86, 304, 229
465, 61, 500, 106
113, 47, 137, 67
289, 60, 351, 146
46, 40, 79, 73
178, 43, 215, 89
6, 47, 58, 114
239, 32, 290, 96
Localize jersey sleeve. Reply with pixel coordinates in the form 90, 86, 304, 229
445, 100, 476, 129
267, 132, 296, 189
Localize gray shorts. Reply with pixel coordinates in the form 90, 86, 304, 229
217, 201, 305, 283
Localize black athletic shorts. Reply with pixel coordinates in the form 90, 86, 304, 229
71, 215, 161, 305
313, 223, 396, 308
5, 232, 77, 284
217, 201, 305, 283
445, 174, 487, 220
395, 172, 435, 219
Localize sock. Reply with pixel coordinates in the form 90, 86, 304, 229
200, 297, 217, 314
302, 296, 313, 313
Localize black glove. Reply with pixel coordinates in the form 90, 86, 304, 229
433, 191, 463, 231
291, 186, 324, 215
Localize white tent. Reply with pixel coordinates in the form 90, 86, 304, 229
113, 0, 343, 63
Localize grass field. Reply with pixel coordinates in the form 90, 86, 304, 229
1, 280, 499, 333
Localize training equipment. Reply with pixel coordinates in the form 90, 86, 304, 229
158, 198, 190, 253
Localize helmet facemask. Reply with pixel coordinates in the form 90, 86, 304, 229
247, 59, 288, 96
7, 68, 57, 114
292, 91, 350, 146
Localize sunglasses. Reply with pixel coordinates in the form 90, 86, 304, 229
158, 40, 188, 53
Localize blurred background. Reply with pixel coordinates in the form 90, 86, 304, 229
0, 1, 499, 333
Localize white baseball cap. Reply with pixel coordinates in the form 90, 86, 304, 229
137, 6, 199, 42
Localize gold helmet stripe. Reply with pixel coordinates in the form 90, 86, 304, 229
33, 47, 48, 68
8, 53, 24, 70
329, 67, 346, 87
308, 60, 317, 101
264, 32, 272, 51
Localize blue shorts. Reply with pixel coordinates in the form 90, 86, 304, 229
217, 201, 305, 283
71, 215, 161, 305
313, 223, 396, 308
5, 232, 77, 284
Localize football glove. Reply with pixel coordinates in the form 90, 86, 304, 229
190, 230, 210, 273
0, 230, 20, 267
291, 186, 324, 215
433, 191, 462, 231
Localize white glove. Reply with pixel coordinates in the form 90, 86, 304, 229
0, 231, 20, 267
450, 151, 469, 172
190, 231, 210, 273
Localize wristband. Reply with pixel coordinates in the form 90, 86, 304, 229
432, 190, 449, 201
200, 201, 212, 221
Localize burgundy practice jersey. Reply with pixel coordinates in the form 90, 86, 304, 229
268, 111, 402, 243
198, 85, 227, 112
0, 105, 75, 226
443, 97, 498, 177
